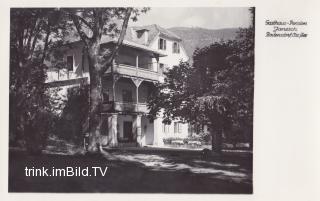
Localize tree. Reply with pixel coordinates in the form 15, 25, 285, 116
149, 43, 235, 153
65, 8, 149, 151
9, 8, 70, 153
226, 8, 254, 148
149, 8, 254, 154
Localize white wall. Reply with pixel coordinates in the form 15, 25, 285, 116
149, 36, 191, 145
141, 116, 154, 145
159, 121, 189, 139
153, 109, 190, 144
149, 36, 189, 70
116, 114, 154, 145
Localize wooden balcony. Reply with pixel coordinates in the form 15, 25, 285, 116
46, 68, 89, 83
106, 63, 162, 81
46, 69, 89, 87
102, 101, 149, 113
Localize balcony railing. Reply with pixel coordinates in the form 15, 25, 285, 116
108, 62, 162, 81
46, 68, 89, 83
102, 101, 149, 113
139, 62, 159, 72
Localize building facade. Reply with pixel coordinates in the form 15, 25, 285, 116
46, 24, 193, 147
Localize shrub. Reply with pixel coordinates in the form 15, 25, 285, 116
54, 84, 89, 144
163, 137, 185, 145
25, 110, 57, 154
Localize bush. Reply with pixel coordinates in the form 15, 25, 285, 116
199, 132, 211, 144
163, 136, 203, 146
54, 84, 89, 144
163, 137, 185, 145
25, 110, 56, 154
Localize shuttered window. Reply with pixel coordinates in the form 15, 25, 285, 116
172, 42, 180, 53
174, 122, 182, 133
162, 123, 170, 134
158, 38, 166, 50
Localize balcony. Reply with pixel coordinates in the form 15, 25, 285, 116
102, 101, 149, 113
107, 62, 162, 82
46, 68, 89, 86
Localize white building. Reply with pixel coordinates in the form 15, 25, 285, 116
46, 24, 195, 147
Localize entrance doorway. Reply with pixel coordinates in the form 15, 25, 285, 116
123, 121, 133, 141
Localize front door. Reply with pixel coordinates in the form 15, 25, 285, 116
123, 121, 133, 141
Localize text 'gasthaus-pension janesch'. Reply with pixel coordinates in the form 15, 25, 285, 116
265, 19, 308, 38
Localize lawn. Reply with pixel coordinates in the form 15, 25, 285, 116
8, 147, 252, 193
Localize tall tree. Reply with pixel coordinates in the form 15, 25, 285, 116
149, 43, 235, 153
149, 8, 254, 153
66, 8, 149, 151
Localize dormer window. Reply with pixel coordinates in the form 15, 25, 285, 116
136, 29, 149, 45
158, 38, 166, 50
173, 42, 180, 54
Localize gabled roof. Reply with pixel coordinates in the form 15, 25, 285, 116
61, 24, 182, 52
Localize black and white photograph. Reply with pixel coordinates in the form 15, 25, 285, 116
8, 7, 254, 193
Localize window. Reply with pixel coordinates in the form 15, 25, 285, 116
66, 55, 73, 71
174, 122, 182, 133
162, 123, 170, 134
122, 90, 133, 102
159, 63, 167, 73
172, 42, 180, 54
158, 38, 166, 50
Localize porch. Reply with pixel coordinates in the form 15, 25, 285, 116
101, 76, 156, 113
99, 114, 155, 147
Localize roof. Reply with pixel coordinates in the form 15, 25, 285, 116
101, 38, 167, 57
62, 24, 181, 54
130, 24, 182, 45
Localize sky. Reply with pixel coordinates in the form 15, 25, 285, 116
130, 7, 252, 30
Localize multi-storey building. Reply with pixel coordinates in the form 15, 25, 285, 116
46, 24, 194, 147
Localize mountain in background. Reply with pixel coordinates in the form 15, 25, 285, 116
168, 27, 240, 59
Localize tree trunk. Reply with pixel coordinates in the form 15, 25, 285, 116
86, 45, 104, 152
211, 127, 223, 154
70, 8, 133, 152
